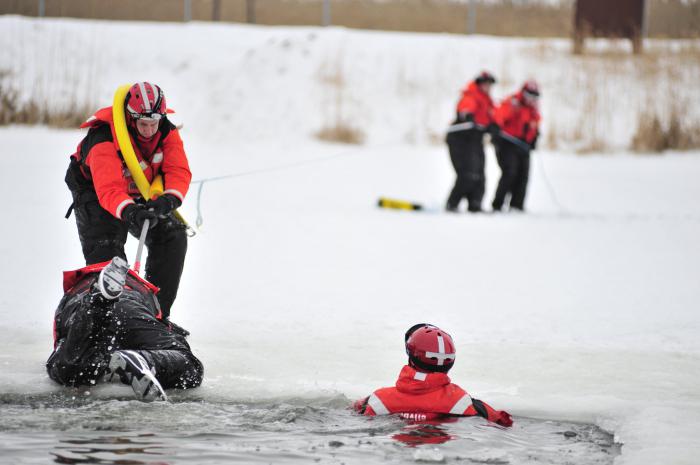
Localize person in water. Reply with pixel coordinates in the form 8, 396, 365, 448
46, 257, 203, 401
354, 323, 512, 426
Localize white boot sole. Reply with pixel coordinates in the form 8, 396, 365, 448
108, 350, 168, 402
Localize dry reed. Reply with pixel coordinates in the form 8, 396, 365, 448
0, 72, 91, 128
631, 108, 700, 152
314, 55, 365, 144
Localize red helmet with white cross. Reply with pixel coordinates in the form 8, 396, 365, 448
521, 79, 540, 106
405, 324, 456, 373
125, 82, 167, 122
475, 70, 496, 85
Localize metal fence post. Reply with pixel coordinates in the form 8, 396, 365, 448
322, 0, 331, 27
38, 0, 45, 17
247, 0, 256, 24
212, 0, 221, 21
467, 0, 476, 35
184, 0, 192, 22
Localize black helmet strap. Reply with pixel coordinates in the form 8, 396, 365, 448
408, 354, 453, 373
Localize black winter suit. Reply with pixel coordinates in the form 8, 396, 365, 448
491, 138, 530, 211
446, 128, 486, 212
46, 271, 203, 390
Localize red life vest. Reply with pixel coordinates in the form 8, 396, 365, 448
493, 92, 541, 144
355, 365, 513, 426
62, 261, 159, 295
455, 81, 495, 127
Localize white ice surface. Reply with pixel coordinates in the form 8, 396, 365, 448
0, 16, 699, 465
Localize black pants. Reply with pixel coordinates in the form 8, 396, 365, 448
66, 164, 187, 318
492, 140, 530, 211
46, 291, 203, 390
446, 130, 486, 212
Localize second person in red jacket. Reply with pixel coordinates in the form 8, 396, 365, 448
492, 80, 541, 212
65, 82, 192, 320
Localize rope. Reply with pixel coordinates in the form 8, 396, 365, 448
190, 148, 361, 228
497, 131, 567, 214
533, 152, 568, 215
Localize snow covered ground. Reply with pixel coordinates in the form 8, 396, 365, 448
1, 15, 699, 465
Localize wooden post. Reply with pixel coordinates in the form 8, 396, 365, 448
322, 0, 331, 27
247, 0, 256, 24
183, 0, 191, 22
212, 0, 221, 21
467, 0, 476, 35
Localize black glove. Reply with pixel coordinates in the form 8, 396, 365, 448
146, 194, 181, 218
122, 204, 158, 230
456, 111, 474, 123
487, 122, 500, 138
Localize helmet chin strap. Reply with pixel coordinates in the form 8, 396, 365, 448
408, 356, 453, 373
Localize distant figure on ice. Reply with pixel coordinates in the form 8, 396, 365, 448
445, 71, 498, 213
65, 82, 191, 320
353, 324, 513, 426
46, 257, 203, 401
491, 80, 541, 212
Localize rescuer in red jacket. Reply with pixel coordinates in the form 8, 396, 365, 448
354, 324, 513, 427
491, 80, 541, 212
445, 71, 497, 213
65, 82, 191, 319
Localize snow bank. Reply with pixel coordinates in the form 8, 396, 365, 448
1, 16, 699, 465
1, 15, 699, 151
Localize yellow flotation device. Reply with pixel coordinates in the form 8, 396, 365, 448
377, 197, 424, 211
112, 84, 194, 236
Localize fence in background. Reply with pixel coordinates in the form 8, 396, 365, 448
1, 0, 698, 38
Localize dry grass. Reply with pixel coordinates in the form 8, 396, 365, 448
316, 124, 365, 144
314, 55, 365, 144
0, 72, 91, 128
631, 108, 700, 152
526, 38, 700, 153
3, 0, 697, 39
647, 0, 700, 38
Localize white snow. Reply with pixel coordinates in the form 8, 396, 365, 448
1, 15, 699, 465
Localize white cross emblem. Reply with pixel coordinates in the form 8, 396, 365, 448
425, 334, 455, 365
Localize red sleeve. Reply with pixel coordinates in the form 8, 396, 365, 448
160, 129, 192, 203
523, 108, 541, 143
352, 396, 378, 416
457, 93, 478, 116
86, 142, 134, 219
493, 100, 514, 128
463, 398, 513, 427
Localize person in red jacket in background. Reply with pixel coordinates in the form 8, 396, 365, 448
65, 82, 191, 322
491, 80, 541, 212
354, 324, 513, 427
445, 71, 498, 213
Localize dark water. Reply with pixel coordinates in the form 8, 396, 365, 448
0, 392, 620, 464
